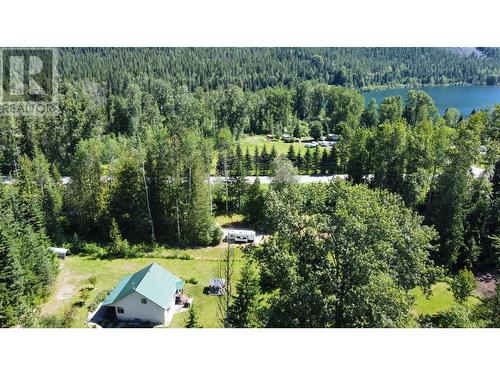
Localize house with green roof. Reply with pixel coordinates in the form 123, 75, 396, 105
101, 263, 185, 325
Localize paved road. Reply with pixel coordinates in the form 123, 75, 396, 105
209, 175, 349, 184
2, 167, 486, 186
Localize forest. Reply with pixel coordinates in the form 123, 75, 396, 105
58, 48, 500, 92
0, 47, 499, 328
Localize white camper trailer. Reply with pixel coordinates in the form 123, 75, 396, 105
224, 229, 256, 243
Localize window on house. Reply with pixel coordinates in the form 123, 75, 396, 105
117, 307, 124, 314
141, 298, 147, 304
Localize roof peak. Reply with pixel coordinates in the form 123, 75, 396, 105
102, 263, 185, 309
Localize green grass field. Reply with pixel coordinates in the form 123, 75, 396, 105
238, 134, 310, 156
40, 245, 244, 328
413, 282, 479, 315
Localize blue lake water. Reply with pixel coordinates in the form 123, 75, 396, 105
361, 86, 500, 116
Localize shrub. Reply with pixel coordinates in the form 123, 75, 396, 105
178, 253, 192, 260
185, 277, 199, 285
209, 224, 223, 246
86, 275, 97, 288
82, 243, 107, 258
88, 289, 111, 312
450, 269, 477, 303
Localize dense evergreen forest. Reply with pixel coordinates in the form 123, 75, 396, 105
59, 48, 500, 92
0, 48, 499, 327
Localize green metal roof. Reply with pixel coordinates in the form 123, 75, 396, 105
102, 263, 185, 309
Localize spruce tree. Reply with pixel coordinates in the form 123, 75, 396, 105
303, 148, 312, 175
244, 147, 253, 176
243, 178, 265, 228
312, 147, 320, 175
329, 145, 338, 174
270, 145, 277, 164
253, 147, 260, 176
296, 150, 303, 174
228, 260, 261, 328
260, 145, 270, 175
286, 144, 297, 166
185, 304, 202, 328
320, 148, 329, 174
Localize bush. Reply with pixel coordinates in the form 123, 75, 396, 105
161, 251, 192, 260
178, 253, 192, 260
184, 277, 199, 285
88, 289, 111, 312
82, 243, 107, 258
450, 269, 477, 303
209, 224, 223, 246
86, 275, 97, 288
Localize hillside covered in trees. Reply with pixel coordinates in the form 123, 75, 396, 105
59, 47, 500, 92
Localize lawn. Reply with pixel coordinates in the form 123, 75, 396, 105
238, 134, 310, 156
215, 213, 245, 227
413, 282, 479, 315
40, 245, 244, 328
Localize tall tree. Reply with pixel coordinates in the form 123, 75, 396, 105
404, 90, 438, 126
228, 260, 261, 328
254, 181, 440, 328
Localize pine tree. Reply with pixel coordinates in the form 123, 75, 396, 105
286, 144, 297, 166
260, 145, 270, 175
108, 219, 129, 258
270, 145, 277, 164
329, 145, 339, 174
229, 143, 247, 209
303, 148, 312, 175
253, 147, 260, 176
312, 147, 320, 175
228, 260, 261, 328
244, 147, 253, 176
243, 178, 266, 229
185, 304, 202, 328
320, 148, 329, 174
296, 150, 303, 174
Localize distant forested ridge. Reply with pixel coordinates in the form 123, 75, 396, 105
59, 47, 500, 92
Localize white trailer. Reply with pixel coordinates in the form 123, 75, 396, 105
224, 229, 256, 243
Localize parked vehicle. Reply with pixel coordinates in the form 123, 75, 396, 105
224, 229, 256, 243
305, 141, 318, 148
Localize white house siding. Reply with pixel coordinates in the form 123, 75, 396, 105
108, 291, 174, 325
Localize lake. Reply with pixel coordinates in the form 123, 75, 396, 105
361, 85, 500, 116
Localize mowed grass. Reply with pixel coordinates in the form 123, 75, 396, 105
238, 134, 309, 156
413, 282, 479, 315
215, 213, 245, 226
41, 246, 244, 328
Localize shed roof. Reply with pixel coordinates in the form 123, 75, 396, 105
50, 247, 69, 255
102, 263, 184, 310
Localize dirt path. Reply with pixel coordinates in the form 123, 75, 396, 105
474, 273, 498, 298
40, 262, 86, 316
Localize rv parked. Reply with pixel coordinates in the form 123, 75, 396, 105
224, 229, 256, 243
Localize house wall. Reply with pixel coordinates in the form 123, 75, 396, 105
108, 291, 174, 325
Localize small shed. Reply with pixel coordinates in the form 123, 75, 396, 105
50, 247, 69, 260
208, 278, 226, 296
